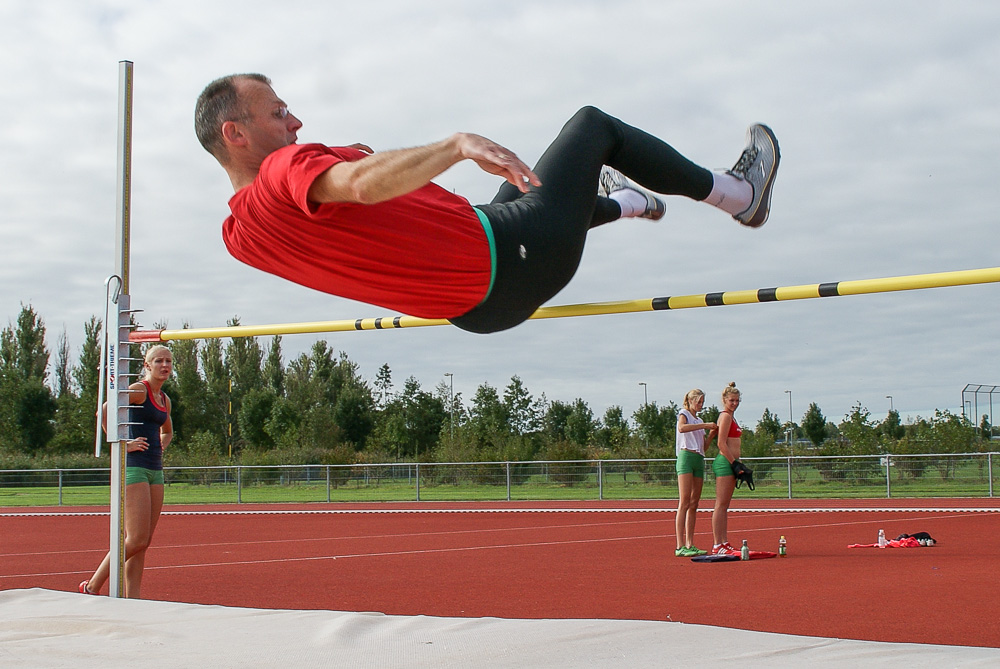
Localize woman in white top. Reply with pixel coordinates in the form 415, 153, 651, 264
674, 389, 717, 557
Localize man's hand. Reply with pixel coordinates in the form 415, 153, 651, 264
456, 133, 541, 193
310, 133, 539, 204
346, 143, 374, 154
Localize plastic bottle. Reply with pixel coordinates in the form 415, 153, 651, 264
779, 535, 787, 557
877, 529, 887, 548
741, 539, 750, 561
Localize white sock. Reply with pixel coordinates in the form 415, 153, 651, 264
705, 171, 752, 216
610, 189, 648, 218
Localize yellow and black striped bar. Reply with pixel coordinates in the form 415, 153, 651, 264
130, 266, 1000, 342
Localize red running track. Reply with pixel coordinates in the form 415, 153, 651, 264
2, 499, 999, 648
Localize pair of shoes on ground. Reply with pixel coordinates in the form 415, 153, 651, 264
599, 122, 780, 228
712, 542, 740, 556
674, 546, 709, 557
79, 580, 98, 595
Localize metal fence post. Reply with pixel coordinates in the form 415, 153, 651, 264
989, 453, 994, 498
237, 465, 242, 504
416, 463, 421, 501
885, 456, 892, 499
506, 462, 511, 501
787, 457, 793, 499
598, 460, 604, 501
326, 465, 331, 503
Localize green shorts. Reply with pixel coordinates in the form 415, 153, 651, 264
712, 455, 734, 478
676, 449, 705, 477
125, 466, 164, 486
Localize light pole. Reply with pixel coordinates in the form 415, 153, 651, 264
886, 395, 893, 413
784, 390, 793, 455
444, 373, 454, 441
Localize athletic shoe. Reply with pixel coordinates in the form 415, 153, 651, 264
712, 542, 739, 556
687, 546, 709, 556
598, 166, 666, 221
79, 580, 97, 595
727, 124, 780, 228
675, 547, 690, 557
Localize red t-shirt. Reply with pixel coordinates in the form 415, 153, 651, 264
223, 144, 492, 318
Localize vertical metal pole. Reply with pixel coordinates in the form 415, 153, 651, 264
787, 456, 793, 499
989, 453, 994, 498
415, 463, 421, 501
597, 460, 603, 501
886, 457, 892, 499
506, 462, 511, 501
106, 59, 134, 599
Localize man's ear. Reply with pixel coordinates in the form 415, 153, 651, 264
221, 120, 247, 147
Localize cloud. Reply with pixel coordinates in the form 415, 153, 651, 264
1, 1, 998, 430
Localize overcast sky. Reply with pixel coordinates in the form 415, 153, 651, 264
2, 1, 998, 431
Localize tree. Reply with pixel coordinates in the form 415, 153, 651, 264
467, 382, 509, 450
170, 333, 209, 444
632, 401, 678, 452
394, 376, 446, 459
801, 403, 828, 448
238, 387, 278, 450
835, 403, 880, 455
199, 337, 230, 446
543, 400, 573, 443
73, 317, 102, 409
333, 382, 375, 448
596, 405, 632, 454
755, 408, 784, 445
564, 398, 596, 446
0, 305, 56, 451
880, 409, 905, 441
503, 375, 540, 436
262, 336, 285, 396
54, 329, 73, 399
373, 364, 393, 410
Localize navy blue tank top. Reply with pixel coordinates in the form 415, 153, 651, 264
127, 380, 169, 471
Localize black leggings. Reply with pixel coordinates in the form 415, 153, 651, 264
449, 106, 714, 334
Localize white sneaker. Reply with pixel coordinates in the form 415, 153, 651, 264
598, 167, 666, 221
728, 123, 780, 228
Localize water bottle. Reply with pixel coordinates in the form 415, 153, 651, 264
877, 529, 886, 548
779, 535, 787, 557
741, 539, 750, 561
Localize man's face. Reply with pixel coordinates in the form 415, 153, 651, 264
234, 78, 302, 159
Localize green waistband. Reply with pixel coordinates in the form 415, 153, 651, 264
472, 207, 497, 304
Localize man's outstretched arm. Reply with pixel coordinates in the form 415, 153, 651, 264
308, 132, 540, 205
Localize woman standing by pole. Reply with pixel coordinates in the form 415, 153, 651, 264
80, 345, 173, 598
674, 389, 716, 557
712, 382, 743, 556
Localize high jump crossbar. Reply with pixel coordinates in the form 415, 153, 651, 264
131, 266, 1000, 343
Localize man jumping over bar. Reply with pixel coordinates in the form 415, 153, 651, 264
195, 74, 779, 334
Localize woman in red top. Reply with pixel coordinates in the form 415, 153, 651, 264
711, 382, 742, 555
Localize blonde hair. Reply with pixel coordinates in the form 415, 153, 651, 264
721, 381, 740, 401
142, 345, 172, 379
682, 389, 705, 411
